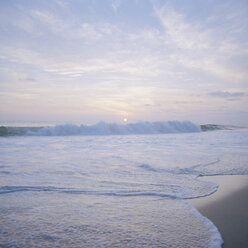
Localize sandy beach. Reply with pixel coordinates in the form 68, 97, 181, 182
188, 175, 248, 248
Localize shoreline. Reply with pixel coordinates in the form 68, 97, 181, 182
188, 175, 248, 248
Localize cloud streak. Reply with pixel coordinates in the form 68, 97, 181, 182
209, 91, 246, 98
153, 2, 248, 83
0, 0, 248, 124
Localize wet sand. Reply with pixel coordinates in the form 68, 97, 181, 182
188, 175, 248, 248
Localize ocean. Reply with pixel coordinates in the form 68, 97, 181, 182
0, 121, 247, 248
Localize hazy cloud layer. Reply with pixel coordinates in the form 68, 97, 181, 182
0, 0, 248, 124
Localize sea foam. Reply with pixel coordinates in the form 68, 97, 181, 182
0, 120, 201, 136
1, 128, 247, 248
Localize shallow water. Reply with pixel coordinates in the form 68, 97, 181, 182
1, 129, 248, 247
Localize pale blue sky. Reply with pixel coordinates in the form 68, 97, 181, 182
0, 0, 247, 124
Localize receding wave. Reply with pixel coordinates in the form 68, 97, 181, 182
0, 185, 179, 199
0, 121, 201, 136
0, 185, 218, 199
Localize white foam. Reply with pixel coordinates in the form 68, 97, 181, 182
26, 121, 201, 136
183, 201, 224, 248
1, 129, 247, 248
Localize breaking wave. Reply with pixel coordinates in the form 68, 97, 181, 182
0, 121, 201, 136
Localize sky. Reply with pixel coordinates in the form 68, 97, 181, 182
0, 0, 248, 125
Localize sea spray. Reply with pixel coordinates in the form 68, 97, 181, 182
1, 121, 201, 136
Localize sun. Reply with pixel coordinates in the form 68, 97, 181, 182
123, 118, 128, 123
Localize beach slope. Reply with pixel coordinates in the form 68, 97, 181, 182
189, 175, 248, 248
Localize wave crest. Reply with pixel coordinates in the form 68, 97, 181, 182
28, 121, 201, 136
0, 121, 201, 136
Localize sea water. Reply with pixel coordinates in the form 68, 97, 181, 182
0, 121, 247, 247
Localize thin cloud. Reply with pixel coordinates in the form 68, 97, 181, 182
209, 91, 246, 98
153, 2, 248, 82
112, 0, 122, 14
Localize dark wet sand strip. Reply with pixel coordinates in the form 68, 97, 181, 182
188, 175, 248, 248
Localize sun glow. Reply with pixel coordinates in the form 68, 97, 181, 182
123, 118, 128, 123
